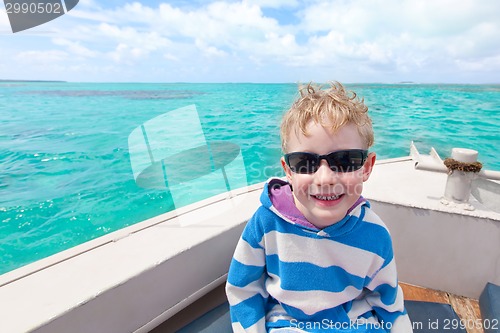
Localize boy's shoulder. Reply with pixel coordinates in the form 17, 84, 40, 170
245, 203, 280, 228
356, 204, 395, 258
361, 204, 389, 231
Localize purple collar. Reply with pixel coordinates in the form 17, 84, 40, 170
269, 181, 365, 230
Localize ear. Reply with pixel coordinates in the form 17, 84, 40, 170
281, 157, 293, 183
362, 152, 376, 182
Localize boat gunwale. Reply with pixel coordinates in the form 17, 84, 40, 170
0, 182, 264, 288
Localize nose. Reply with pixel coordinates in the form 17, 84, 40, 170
314, 160, 338, 185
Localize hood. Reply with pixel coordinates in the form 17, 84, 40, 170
260, 178, 368, 237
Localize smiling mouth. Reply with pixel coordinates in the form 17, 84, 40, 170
312, 194, 343, 201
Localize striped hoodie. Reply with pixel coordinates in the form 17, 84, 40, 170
226, 178, 413, 333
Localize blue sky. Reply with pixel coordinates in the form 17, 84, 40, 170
1, 0, 499, 83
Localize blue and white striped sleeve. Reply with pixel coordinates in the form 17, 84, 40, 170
360, 208, 413, 332
365, 256, 413, 332
226, 214, 269, 333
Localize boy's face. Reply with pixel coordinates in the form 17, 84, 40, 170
281, 121, 376, 229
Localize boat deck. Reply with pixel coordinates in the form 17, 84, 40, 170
401, 283, 484, 333
151, 282, 485, 332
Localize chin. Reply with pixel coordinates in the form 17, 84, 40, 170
309, 210, 348, 228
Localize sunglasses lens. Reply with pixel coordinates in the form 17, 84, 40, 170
327, 150, 367, 172
286, 153, 319, 174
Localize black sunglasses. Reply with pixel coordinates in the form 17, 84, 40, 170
284, 149, 368, 174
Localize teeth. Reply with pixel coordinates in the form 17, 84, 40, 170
315, 194, 340, 201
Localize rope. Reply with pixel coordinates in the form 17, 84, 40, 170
443, 158, 483, 173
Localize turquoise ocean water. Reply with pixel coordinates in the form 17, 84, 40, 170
1, 82, 499, 275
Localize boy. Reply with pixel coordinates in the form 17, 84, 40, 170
226, 82, 413, 333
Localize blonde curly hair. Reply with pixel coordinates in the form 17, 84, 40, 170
280, 81, 374, 152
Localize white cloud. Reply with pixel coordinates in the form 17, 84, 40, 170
1, 0, 499, 82
291, 0, 500, 79
52, 38, 98, 58
98, 23, 170, 50
108, 43, 143, 63
67, 7, 117, 24
455, 55, 500, 72
0, 8, 11, 30
17, 50, 68, 63
195, 38, 228, 57
94, 23, 172, 64
154, 2, 283, 43
163, 53, 180, 61
245, 0, 300, 9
